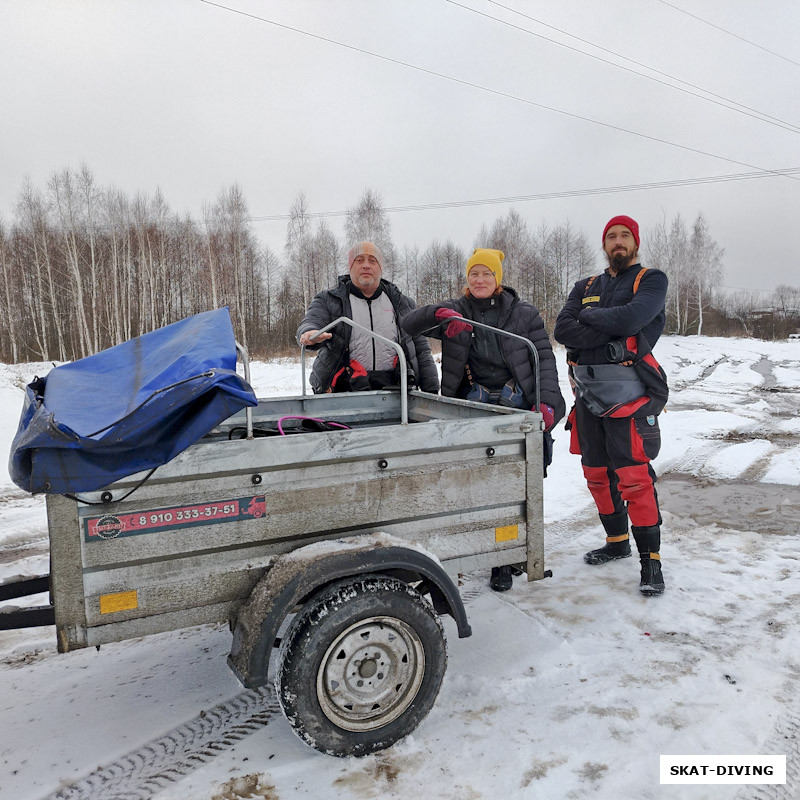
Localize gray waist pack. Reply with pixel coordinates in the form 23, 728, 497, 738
572, 364, 647, 417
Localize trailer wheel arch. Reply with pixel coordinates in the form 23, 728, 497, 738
228, 540, 471, 689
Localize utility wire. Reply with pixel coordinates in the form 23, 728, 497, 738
247, 167, 800, 221
461, 0, 800, 135
719, 285, 785, 295
199, 1, 799, 184
45, 166, 799, 233
652, 0, 800, 69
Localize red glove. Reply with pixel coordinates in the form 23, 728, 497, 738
434, 307, 472, 338
539, 403, 555, 432
331, 359, 368, 391
349, 358, 367, 379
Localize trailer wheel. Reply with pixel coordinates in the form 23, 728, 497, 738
275, 575, 447, 757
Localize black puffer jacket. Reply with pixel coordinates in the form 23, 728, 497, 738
296, 276, 440, 394
400, 288, 565, 423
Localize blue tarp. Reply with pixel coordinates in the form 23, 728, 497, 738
9, 307, 258, 495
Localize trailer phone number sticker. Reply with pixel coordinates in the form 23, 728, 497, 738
83, 495, 267, 542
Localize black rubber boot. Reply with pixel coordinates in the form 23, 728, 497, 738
632, 525, 665, 595
490, 565, 513, 592
584, 512, 631, 565
638, 555, 665, 595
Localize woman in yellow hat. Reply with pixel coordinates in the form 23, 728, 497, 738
401, 248, 565, 591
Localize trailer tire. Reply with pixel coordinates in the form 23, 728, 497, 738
275, 575, 447, 757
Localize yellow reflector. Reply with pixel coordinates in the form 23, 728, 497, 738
99, 590, 138, 615
495, 524, 519, 542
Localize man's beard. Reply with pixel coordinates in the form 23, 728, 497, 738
606, 248, 637, 273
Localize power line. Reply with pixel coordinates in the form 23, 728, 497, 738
31, 166, 798, 233
652, 0, 800, 69
718, 284, 782, 295
199, 1, 800, 184
458, 0, 800, 136
247, 167, 800, 221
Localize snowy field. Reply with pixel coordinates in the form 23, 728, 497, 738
1, 335, 799, 800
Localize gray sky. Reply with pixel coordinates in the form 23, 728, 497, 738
2, 0, 799, 294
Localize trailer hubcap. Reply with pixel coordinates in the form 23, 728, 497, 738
317, 615, 425, 732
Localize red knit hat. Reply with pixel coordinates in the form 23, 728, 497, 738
602, 215, 640, 248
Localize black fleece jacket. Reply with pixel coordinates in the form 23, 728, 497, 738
400, 287, 566, 423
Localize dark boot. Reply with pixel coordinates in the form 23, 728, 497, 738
632, 525, 665, 595
584, 512, 631, 565
490, 565, 513, 592
638, 555, 665, 595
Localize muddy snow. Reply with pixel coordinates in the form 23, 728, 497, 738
1, 335, 799, 800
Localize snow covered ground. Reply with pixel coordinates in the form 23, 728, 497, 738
1, 335, 798, 800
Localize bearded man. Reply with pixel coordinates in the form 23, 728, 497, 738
554, 216, 670, 595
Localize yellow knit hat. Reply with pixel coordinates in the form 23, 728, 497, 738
466, 248, 504, 284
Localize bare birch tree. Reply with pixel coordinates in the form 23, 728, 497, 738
49, 168, 96, 355
0, 219, 21, 363
285, 192, 313, 309
15, 180, 68, 360
344, 188, 396, 280
688, 213, 724, 336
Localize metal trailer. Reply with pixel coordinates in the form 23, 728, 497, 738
5, 318, 547, 757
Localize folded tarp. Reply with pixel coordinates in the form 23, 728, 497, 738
9, 307, 258, 495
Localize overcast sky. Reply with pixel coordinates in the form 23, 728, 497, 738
2, 0, 799, 295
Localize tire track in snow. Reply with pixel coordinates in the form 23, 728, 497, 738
46, 687, 280, 800
545, 509, 598, 551
735, 695, 800, 800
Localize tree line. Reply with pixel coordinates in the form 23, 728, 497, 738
0, 166, 797, 364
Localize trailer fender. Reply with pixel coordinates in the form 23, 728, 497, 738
228, 532, 470, 688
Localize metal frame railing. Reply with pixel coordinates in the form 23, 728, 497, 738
297, 313, 542, 423
425, 316, 541, 411
300, 317, 410, 424
234, 341, 254, 439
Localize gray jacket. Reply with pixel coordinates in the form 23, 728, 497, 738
297, 276, 440, 394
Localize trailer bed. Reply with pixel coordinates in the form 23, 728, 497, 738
47, 389, 544, 652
